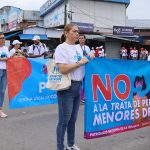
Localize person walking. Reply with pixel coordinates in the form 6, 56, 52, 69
0, 32, 9, 118
54, 23, 94, 150
28, 35, 48, 58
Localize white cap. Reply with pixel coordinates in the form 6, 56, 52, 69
32, 35, 40, 40
12, 40, 22, 45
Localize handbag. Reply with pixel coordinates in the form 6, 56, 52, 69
46, 60, 71, 91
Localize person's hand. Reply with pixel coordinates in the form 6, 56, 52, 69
40, 53, 44, 56
78, 57, 89, 65
88, 53, 95, 60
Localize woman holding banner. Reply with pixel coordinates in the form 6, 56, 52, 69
0, 32, 9, 118
55, 23, 94, 150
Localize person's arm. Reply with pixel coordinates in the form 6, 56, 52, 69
28, 45, 41, 58
43, 45, 48, 57
57, 57, 89, 74
0, 58, 8, 61
28, 53, 43, 58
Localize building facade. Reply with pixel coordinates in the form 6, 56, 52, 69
40, 0, 130, 33
127, 19, 150, 49
0, 6, 42, 33
40, 0, 131, 58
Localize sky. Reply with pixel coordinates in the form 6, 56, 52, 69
0, 0, 149, 19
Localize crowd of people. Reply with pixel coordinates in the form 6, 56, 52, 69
90, 46, 106, 58
1, 23, 150, 150
8, 35, 49, 58
120, 46, 149, 60
0, 34, 49, 118
0, 27, 95, 150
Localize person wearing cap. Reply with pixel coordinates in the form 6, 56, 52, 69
28, 35, 48, 58
0, 32, 10, 118
10, 40, 25, 57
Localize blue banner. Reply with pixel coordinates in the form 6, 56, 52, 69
7, 58, 57, 109
84, 58, 150, 139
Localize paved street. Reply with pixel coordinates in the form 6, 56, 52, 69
0, 93, 150, 150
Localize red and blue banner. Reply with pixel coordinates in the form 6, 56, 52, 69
7, 58, 57, 109
84, 58, 150, 139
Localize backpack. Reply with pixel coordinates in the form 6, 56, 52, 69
32, 43, 46, 51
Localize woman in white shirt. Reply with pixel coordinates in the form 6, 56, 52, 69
9, 40, 23, 57
0, 32, 9, 118
55, 23, 94, 150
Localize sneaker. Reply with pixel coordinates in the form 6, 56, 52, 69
0, 111, 8, 118
66, 144, 80, 150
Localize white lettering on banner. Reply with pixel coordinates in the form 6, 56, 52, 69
142, 99, 150, 107
92, 100, 150, 126
133, 100, 141, 108
93, 109, 141, 126
17, 94, 57, 103
111, 101, 132, 110
39, 82, 46, 93
93, 103, 108, 113
89, 124, 142, 138
142, 107, 150, 118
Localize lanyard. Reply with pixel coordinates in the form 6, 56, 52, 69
80, 45, 87, 56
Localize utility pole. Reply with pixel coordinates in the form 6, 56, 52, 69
64, 0, 68, 26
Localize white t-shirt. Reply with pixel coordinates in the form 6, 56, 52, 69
147, 55, 150, 61
76, 44, 91, 55
9, 48, 22, 57
121, 49, 127, 56
28, 43, 48, 58
0, 46, 10, 69
99, 49, 105, 57
55, 42, 85, 81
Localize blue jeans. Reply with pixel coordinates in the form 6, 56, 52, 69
56, 81, 81, 150
0, 69, 7, 108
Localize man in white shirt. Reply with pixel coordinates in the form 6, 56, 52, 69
0, 32, 9, 118
28, 35, 48, 58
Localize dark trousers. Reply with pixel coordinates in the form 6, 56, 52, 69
56, 81, 81, 150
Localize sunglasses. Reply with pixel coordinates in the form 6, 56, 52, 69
0, 37, 5, 40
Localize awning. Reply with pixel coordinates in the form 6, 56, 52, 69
5, 31, 22, 39
19, 34, 48, 40
104, 35, 140, 42
85, 34, 105, 40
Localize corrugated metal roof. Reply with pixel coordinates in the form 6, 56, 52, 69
126, 19, 150, 28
